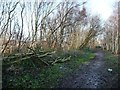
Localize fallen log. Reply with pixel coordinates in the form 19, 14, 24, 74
3, 51, 55, 66
3, 50, 55, 60
3, 53, 34, 60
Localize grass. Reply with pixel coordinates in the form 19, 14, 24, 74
2, 49, 95, 88
103, 50, 119, 87
103, 50, 119, 72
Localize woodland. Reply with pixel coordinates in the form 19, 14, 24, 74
0, 0, 120, 88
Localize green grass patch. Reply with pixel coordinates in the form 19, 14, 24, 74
104, 50, 119, 73
103, 50, 120, 85
2, 49, 95, 88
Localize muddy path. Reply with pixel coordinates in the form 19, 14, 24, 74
57, 50, 118, 88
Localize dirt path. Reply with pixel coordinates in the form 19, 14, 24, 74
57, 50, 118, 88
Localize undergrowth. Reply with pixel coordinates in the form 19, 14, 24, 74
2, 49, 95, 88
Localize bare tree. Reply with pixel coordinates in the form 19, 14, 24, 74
0, 1, 19, 54
79, 15, 102, 49
103, 3, 118, 54
17, 3, 25, 52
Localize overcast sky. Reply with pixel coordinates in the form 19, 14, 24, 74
1, 0, 116, 20
45, 0, 116, 20
86, 0, 116, 20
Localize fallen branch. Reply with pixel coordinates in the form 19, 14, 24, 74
52, 56, 71, 65
3, 51, 54, 66
3, 53, 34, 60
27, 46, 49, 54
3, 56, 32, 65
51, 59, 59, 65
36, 53, 51, 58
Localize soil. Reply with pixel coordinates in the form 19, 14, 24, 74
56, 50, 118, 88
